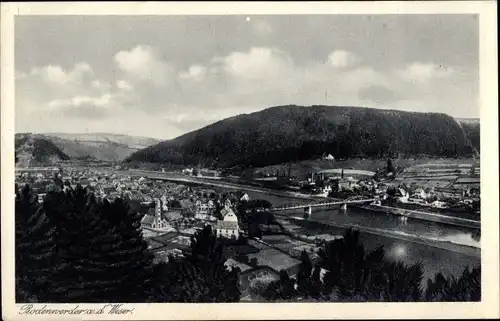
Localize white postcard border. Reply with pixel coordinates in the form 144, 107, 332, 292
1, 2, 498, 320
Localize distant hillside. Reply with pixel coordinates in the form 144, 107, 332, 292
15, 133, 161, 163
44, 133, 161, 150
15, 133, 70, 167
125, 105, 476, 168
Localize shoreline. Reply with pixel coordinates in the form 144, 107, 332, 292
282, 215, 480, 258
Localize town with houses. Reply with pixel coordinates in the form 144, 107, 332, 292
15, 158, 480, 299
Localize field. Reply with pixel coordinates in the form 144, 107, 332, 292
396, 161, 480, 189
247, 240, 301, 272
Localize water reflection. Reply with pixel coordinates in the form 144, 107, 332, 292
398, 216, 408, 226
388, 243, 408, 259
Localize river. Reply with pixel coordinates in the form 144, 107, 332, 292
243, 190, 481, 284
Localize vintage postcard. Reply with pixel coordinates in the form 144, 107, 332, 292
1, 1, 499, 320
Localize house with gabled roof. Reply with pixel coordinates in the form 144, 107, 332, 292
216, 207, 240, 239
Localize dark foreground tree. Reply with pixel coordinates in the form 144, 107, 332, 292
98, 197, 156, 302
319, 230, 424, 301
296, 250, 313, 296
153, 225, 241, 302
15, 184, 57, 302
425, 267, 481, 302
387, 158, 395, 174
41, 185, 155, 302
261, 270, 298, 301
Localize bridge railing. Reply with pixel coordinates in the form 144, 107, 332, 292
270, 198, 375, 210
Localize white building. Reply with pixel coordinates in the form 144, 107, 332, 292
216, 207, 240, 239
195, 200, 209, 214
323, 154, 335, 161
318, 185, 332, 197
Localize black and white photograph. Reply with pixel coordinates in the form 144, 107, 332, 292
1, 2, 499, 320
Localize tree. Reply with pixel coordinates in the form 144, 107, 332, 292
378, 261, 423, 302
262, 270, 298, 301
249, 257, 259, 267
425, 267, 480, 302
319, 229, 367, 299
248, 222, 263, 238
249, 273, 277, 300
297, 251, 313, 296
103, 197, 156, 302
387, 158, 395, 174
308, 266, 323, 300
154, 225, 241, 302
15, 185, 57, 303
318, 228, 423, 302
42, 186, 155, 302
167, 199, 182, 209
152, 254, 240, 302
386, 186, 397, 197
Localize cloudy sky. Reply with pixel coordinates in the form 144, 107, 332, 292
15, 15, 479, 139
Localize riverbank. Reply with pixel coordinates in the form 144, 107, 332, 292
280, 214, 480, 258
356, 204, 480, 229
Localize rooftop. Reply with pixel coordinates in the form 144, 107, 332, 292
140, 214, 155, 225
225, 258, 253, 273
217, 220, 239, 230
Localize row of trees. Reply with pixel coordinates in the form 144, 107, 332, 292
253, 229, 481, 302
16, 183, 240, 303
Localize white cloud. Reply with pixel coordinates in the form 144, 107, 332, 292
116, 80, 132, 90
397, 62, 455, 83
47, 94, 113, 109
328, 50, 359, 68
215, 47, 293, 80
28, 62, 93, 85
178, 65, 207, 82
114, 45, 174, 87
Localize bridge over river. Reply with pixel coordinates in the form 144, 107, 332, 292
271, 196, 480, 230
270, 196, 375, 211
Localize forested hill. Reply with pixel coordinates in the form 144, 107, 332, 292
15, 133, 70, 167
125, 105, 477, 168
456, 119, 480, 153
